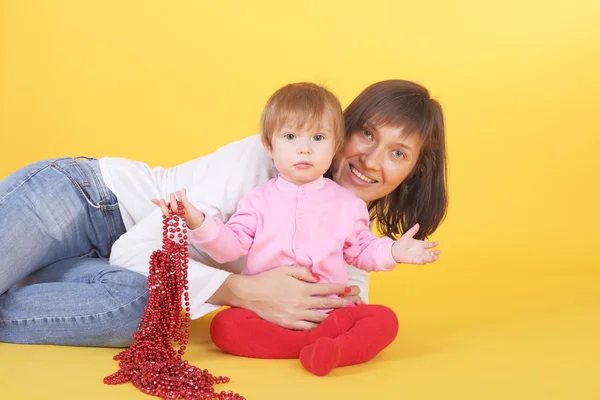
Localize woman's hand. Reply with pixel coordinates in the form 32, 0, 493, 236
392, 223, 440, 265
340, 285, 364, 305
209, 266, 356, 330
151, 188, 205, 230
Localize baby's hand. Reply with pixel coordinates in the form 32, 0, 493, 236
391, 224, 440, 265
151, 188, 205, 230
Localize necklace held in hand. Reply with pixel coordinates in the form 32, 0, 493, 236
104, 200, 244, 400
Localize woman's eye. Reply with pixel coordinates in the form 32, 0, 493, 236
392, 150, 405, 159
284, 133, 296, 140
363, 130, 373, 140
313, 134, 325, 141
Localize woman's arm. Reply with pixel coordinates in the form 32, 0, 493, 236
209, 267, 352, 330
346, 265, 369, 303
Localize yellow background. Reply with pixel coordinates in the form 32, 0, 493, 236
1, 1, 599, 399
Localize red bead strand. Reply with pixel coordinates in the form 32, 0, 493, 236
104, 201, 245, 400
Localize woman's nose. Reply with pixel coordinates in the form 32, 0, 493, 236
361, 147, 382, 169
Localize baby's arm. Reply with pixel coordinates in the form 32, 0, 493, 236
390, 224, 440, 265
343, 199, 397, 272
153, 188, 259, 264
343, 199, 440, 271
188, 192, 259, 264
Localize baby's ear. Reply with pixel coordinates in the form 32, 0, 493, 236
261, 136, 273, 159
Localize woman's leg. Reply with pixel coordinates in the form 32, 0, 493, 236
209, 304, 398, 375
0, 157, 124, 294
0, 257, 148, 347
0, 157, 146, 347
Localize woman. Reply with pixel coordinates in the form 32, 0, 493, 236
0, 79, 447, 347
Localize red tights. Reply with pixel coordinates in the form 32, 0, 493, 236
209, 304, 399, 376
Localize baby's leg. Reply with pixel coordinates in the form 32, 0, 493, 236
209, 307, 357, 359
299, 304, 399, 376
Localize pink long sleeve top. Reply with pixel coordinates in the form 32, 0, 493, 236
189, 176, 398, 286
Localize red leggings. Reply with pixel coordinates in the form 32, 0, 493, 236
209, 304, 399, 376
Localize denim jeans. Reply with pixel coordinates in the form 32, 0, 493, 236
0, 157, 148, 347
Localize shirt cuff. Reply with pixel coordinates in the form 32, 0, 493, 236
187, 267, 232, 319
375, 239, 398, 271
189, 214, 219, 243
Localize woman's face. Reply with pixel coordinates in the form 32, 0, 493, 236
331, 123, 422, 202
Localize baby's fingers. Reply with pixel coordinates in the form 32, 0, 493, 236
179, 188, 189, 203
169, 193, 179, 212
424, 240, 439, 249
178, 189, 193, 211
404, 223, 420, 239
152, 198, 171, 216
424, 249, 441, 263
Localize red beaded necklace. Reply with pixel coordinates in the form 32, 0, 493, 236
104, 201, 244, 400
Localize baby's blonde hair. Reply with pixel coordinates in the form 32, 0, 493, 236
260, 82, 345, 153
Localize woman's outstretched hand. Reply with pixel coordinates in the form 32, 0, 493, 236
210, 266, 358, 330
392, 223, 441, 265
151, 188, 205, 230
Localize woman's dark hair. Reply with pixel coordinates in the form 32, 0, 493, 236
344, 80, 448, 240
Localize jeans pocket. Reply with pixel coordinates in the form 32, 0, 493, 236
50, 158, 103, 209
80, 248, 107, 259
50, 157, 125, 247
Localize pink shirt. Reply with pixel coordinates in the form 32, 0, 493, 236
190, 176, 397, 286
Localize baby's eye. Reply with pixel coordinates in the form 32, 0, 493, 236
392, 150, 405, 159
284, 133, 296, 140
313, 134, 325, 141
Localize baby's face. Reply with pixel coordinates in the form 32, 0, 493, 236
265, 117, 336, 185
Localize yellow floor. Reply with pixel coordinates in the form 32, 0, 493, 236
1, 250, 598, 400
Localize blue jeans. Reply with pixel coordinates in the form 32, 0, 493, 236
0, 157, 148, 347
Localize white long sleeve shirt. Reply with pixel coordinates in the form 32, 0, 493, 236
99, 134, 371, 319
